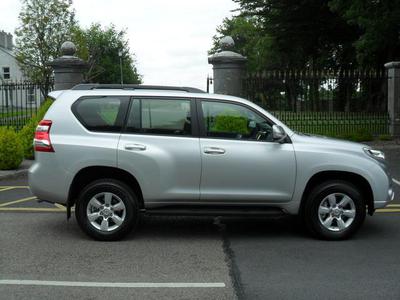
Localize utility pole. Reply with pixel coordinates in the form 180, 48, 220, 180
118, 50, 123, 85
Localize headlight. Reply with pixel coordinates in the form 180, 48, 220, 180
363, 147, 385, 160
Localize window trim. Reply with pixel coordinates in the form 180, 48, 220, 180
121, 96, 199, 138
196, 98, 285, 143
71, 95, 130, 133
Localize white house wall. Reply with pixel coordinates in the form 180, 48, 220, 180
0, 49, 43, 108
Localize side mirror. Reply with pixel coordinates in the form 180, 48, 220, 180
272, 125, 287, 143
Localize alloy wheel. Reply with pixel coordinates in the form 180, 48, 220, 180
86, 192, 127, 232
318, 193, 356, 232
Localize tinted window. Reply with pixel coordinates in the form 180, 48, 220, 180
201, 101, 273, 141
73, 96, 127, 132
126, 98, 192, 135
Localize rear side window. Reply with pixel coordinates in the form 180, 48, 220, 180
72, 96, 129, 132
126, 98, 192, 136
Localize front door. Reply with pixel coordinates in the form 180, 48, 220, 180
198, 100, 296, 204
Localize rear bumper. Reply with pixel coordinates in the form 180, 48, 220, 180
28, 155, 70, 204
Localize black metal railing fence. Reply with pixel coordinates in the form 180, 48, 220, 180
0, 80, 53, 129
243, 69, 387, 112
243, 69, 390, 135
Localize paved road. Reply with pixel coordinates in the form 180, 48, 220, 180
0, 213, 235, 299
0, 146, 399, 300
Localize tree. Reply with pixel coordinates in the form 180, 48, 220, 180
15, 0, 76, 96
230, 0, 359, 69
210, 16, 274, 72
73, 24, 141, 84
329, 0, 400, 68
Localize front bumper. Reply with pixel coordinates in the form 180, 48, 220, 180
374, 179, 395, 209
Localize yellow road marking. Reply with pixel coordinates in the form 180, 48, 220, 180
0, 207, 75, 212
0, 186, 29, 188
0, 187, 16, 192
387, 204, 400, 207
54, 203, 66, 211
376, 209, 400, 213
0, 207, 64, 212
0, 196, 37, 207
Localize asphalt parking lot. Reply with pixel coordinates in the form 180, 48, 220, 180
0, 146, 399, 300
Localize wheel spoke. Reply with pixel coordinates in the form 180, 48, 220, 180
100, 218, 109, 231
342, 209, 355, 218
323, 216, 334, 228
328, 195, 336, 207
90, 198, 102, 209
111, 215, 123, 226
338, 195, 352, 207
337, 218, 346, 230
318, 206, 330, 215
104, 193, 112, 206
87, 212, 101, 222
112, 201, 124, 211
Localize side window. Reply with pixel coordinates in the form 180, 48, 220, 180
126, 98, 192, 136
2, 67, 10, 80
201, 101, 273, 141
73, 96, 127, 132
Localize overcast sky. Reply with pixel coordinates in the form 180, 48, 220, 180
0, 0, 238, 90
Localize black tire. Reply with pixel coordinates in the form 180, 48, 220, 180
304, 180, 366, 240
75, 179, 139, 241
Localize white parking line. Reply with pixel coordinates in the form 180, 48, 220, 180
393, 178, 400, 186
0, 280, 226, 288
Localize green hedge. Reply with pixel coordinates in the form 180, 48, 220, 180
0, 127, 24, 170
212, 115, 249, 135
18, 99, 54, 159
271, 111, 389, 142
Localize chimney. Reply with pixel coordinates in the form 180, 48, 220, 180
0, 31, 6, 48
6, 33, 13, 50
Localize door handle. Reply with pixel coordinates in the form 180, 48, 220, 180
204, 147, 225, 155
124, 144, 146, 151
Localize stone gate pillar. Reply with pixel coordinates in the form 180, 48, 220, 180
208, 36, 247, 97
385, 62, 400, 137
48, 41, 88, 91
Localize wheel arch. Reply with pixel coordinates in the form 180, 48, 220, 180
67, 166, 144, 218
299, 171, 374, 217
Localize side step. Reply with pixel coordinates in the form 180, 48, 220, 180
143, 205, 285, 217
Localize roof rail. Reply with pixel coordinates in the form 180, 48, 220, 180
71, 84, 205, 93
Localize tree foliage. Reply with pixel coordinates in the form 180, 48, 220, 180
15, 0, 141, 89
212, 0, 400, 71
329, 0, 400, 67
210, 16, 274, 71
15, 0, 76, 95
73, 24, 142, 84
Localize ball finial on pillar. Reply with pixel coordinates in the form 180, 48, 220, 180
220, 36, 235, 51
60, 41, 77, 56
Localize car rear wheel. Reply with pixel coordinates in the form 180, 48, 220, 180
304, 180, 366, 240
76, 179, 139, 241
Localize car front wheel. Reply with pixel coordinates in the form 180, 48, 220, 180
304, 180, 366, 240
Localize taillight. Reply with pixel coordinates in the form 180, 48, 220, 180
34, 120, 54, 152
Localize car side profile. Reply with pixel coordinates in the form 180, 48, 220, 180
29, 84, 395, 241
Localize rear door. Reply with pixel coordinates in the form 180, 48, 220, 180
117, 97, 201, 205
198, 99, 296, 204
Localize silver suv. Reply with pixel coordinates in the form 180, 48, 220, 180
29, 84, 394, 241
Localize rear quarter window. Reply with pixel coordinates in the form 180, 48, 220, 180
125, 98, 192, 136
72, 96, 129, 132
